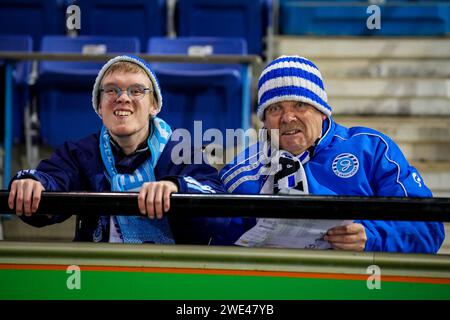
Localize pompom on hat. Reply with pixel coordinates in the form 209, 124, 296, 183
92, 55, 163, 117
257, 55, 331, 121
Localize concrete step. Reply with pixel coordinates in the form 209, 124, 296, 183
327, 78, 450, 98
334, 116, 450, 142
421, 171, 450, 197
413, 162, 450, 197
334, 116, 450, 162
274, 36, 450, 116
400, 144, 450, 163
275, 36, 450, 59
316, 59, 450, 79
330, 98, 450, 116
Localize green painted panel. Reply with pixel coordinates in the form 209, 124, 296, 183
1, 269, 449, 300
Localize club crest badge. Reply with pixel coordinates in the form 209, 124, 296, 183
332, 153, 359, 178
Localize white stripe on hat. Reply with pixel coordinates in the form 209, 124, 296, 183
256, 55, 332, 121
260, 60, 323, 80
258, 76, 328, 103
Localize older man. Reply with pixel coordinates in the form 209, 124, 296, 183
216, 55, 444, 253
8, 55, 224, 244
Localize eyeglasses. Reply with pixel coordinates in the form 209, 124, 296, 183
100, 84, 153, 101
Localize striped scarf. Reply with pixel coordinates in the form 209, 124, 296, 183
98, 117, 175, 244
260, 148, 311, 195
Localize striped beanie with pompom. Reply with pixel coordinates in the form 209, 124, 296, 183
257, 55, 331, 120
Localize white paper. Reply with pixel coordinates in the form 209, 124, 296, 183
235, 218, 353, 249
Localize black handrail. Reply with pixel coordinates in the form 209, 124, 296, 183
1, 191, 449, 221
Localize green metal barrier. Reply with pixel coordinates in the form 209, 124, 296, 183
1, 241, 449, 300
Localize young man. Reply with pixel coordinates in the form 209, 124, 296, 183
217, 55, 444, 253
8, 55, 225, 244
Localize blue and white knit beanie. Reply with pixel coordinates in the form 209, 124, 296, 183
92, 55, 163, 117
257, 55, 331, 121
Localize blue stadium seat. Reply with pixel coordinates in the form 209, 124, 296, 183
0, 35, 33, 143
147, 37, 250, 135
38, 35, 140, 147
176, 0, 270, 56
76, 0, 167, 50
280, 0, 450, 36
0, 0, 65, 50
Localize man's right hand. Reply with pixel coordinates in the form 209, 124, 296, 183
8, 179, 45, 216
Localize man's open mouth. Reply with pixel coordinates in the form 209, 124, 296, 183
282, 129, 302, 136
114, 110, 132, 117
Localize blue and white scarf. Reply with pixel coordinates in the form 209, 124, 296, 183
97, 117, 175, 244
260, 147, 311, 195
251, 126, 311, 195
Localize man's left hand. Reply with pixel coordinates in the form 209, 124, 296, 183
138, 181, 178, 219
324, 223, 367, 251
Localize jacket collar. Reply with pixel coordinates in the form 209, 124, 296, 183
313, 116, 336, 156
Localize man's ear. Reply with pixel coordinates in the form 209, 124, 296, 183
97, 93, 103, 118
322, 114, 327, 121
97, 102, 103, 118
149, 101, 158, 118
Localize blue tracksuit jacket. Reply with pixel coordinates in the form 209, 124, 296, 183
217, 117, 445, 253
12, 132, 226, 243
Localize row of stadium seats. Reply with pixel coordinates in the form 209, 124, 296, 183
2, 0, 448, 59
279, 0, 450, 36
0, 0, 273, 57
0, 34, 251, 147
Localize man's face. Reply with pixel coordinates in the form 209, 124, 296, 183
98, 70, 157, 142
264, 100, 326, 155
